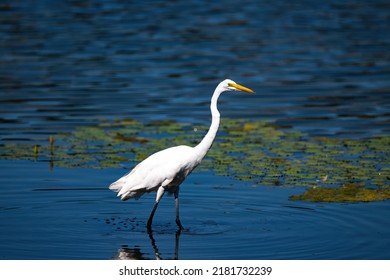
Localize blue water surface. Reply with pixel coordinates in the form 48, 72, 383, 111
0, 0, 389, 259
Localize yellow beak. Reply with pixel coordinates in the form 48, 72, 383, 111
228, 82, 255, 93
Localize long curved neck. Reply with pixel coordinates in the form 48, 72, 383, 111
194, 86, 223, 159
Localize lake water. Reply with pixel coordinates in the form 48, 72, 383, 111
0, 0, 389, 259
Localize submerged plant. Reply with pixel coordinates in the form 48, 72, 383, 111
0, 118, 389, 202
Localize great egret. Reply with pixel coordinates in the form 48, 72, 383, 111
109, 79, 254, 231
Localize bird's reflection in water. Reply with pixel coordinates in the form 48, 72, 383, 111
114, 247, 146, 260
113, 229, 182, 260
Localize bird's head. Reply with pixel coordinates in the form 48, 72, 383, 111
220, 79, 255, 94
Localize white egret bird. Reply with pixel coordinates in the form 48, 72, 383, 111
109, 79, 254, 231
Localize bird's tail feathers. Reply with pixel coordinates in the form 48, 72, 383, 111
109, 180, 146, 201
108, 180, 124, 192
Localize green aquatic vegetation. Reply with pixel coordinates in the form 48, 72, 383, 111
289, 183, 390, 203
0, 118, 389, 202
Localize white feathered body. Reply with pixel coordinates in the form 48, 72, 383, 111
109, 145, 202, 201
108, 80, 254, 229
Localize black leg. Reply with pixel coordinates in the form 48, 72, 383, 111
174, 190, 184, 231
147, 201, 159, 232
147, 186, 165, 232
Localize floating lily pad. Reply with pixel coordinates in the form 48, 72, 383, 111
0, 118, 389, 202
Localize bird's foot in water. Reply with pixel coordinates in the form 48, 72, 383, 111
176, 218, 184, 232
